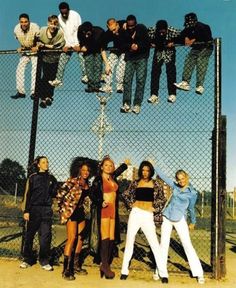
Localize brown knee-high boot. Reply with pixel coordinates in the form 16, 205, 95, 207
62, 255, 75, 281
74, 253, 88, 275
108, 240, 114, 265
100, 238, 115, 279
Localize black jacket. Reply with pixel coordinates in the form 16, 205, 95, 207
180, 21, 213, 50
90, 163, 127, 251
102, 20, 126, 56
23, 172, 57, 213
122, 24, 150, 61
78, 26, 105, 55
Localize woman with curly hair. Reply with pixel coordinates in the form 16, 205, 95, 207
57, 157, 97, 280
120, 160, 168, 283
90, 156, 127, 279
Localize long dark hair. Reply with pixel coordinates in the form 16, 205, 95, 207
138, 160, 155, 180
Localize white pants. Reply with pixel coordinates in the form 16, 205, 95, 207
161, 216, 204, 277
16, 55, 38, 94
121, 207, 168, 277
104, 53, 125, 88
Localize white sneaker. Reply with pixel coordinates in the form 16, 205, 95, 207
132, 105, 141, 114
120, 103, 131, 113
81, 75, 88, 84
153, 269, 160, 281
147, 94, 159, 104
195, 86, 204, 95
99, 85, 113, 93
116, 84, 123, 93
174, 81, 190, 91
197, 276, 205, 284
48, 79, 63, 87
41, 264, 53, 271
100, 74, 106, 82
20, 261, 31, 269
167, 94, 176, 103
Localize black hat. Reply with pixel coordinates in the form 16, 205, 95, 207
155, 20, 168, 31
80, 21, 93, 32
184, 12, 198, 28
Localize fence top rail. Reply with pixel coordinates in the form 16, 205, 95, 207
0, 39, 218, 55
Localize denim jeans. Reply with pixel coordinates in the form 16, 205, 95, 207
182, 48, 213, 87
84, 53, 103, 89
123, 58, 148, 106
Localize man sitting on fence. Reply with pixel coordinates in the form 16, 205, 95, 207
174, 12, 213, 95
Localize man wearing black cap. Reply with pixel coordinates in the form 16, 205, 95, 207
174, 13, 213, 95
148, 20, 181, 104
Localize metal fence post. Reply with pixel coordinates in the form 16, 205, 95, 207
211, 38, 226, 279
20, 52, 43, 256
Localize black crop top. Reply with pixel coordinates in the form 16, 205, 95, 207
135, 187, 154, 202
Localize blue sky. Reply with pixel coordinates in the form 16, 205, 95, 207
0, 0, 235, 191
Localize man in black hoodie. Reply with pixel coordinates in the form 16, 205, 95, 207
174, 13, 213, 95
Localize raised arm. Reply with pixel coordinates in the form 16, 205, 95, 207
155, 167, 175, 188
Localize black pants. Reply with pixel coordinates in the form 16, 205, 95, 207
23, 206, 53, 266
39, 61, 58, 100
150, 51, 176, 96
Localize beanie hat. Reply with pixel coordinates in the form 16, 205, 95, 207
80, 21, 93, 33
184, 13, 198, 28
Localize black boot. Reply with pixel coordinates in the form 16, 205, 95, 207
74, 253, 88, 275
108, 240, 114, 265
62, 255, 75, 280
100, 239, 115, 279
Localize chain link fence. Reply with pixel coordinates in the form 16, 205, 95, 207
0, 40, 227, 276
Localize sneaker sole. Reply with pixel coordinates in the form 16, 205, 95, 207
195, 91, 203, 95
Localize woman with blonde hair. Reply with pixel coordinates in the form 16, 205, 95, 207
156, 167, 205, 284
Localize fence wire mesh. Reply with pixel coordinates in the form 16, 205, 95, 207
0, 40, 225, 275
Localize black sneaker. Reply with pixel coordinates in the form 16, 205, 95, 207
45, 97, 53, 106
85, 87, 94, 93
11, 92, 26, 99
39, 100, 47, 108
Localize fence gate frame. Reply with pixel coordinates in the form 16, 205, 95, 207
211, 37, 227, 279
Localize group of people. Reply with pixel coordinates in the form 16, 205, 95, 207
20, 154, 205, 284
10, 2, 213, 113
